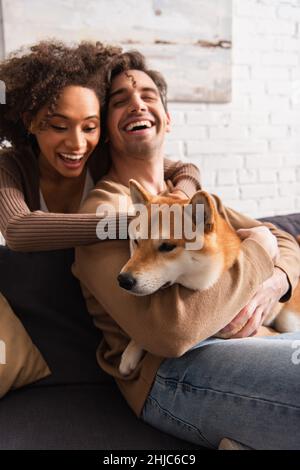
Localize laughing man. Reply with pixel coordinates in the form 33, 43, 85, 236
72, 51, 300, 450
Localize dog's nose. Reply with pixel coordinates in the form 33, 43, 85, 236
117, 273, 137, 290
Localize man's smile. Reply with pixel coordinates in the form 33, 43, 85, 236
124, 120, 153, 132
121, 115, 156, 135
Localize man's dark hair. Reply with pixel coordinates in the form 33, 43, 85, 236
106, 50, 168, 112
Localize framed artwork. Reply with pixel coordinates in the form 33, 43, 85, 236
1, 0, 232, 102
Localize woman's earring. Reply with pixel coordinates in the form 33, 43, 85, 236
28, 122, 35, 135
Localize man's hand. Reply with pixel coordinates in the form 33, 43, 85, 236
237, 226, 279, 261
218, 267, 289, 338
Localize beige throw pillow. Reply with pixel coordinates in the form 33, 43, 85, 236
0, 293, 51, 397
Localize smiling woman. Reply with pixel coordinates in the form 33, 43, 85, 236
35, 91, 101, 177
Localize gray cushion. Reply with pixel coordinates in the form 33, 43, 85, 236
259, 213, 300, 238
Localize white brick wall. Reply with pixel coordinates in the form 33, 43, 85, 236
165, 0, 300, 218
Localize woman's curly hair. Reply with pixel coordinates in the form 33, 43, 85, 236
0, 40, 121, 148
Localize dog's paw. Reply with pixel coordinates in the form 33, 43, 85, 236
119, 342, 144, 376
119, 352, 138, 376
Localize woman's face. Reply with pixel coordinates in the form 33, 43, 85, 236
31, 86, 101, 179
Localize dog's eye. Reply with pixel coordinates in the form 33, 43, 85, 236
158, 243, 176, 253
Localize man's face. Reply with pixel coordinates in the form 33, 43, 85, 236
106, 70, 171, 158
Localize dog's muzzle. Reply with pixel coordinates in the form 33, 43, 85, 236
118, 272, 137, 291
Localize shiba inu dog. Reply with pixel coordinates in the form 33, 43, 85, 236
117, 180, 300, 375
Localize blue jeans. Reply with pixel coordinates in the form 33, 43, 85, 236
141, 333, 300, 450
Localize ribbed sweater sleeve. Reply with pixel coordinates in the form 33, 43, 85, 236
0, 166, 124, 252
164, 158, 201, 197
0, 158, 201, 252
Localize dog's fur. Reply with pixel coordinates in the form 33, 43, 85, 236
117, 180, 300, 375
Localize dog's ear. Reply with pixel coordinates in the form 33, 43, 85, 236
189, 191, 215, 233
129, 179, 150, 206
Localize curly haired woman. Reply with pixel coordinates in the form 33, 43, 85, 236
0, 40, 201, 251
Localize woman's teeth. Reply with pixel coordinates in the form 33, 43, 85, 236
59, 153, 84, 162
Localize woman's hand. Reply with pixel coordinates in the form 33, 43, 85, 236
169, 189, 189, 201
218, 267, 289, 338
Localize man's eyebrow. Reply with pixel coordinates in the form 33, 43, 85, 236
109, 86, 159, 100
109, 88, 128, 100
49, 113, 100, 120
141, 87, 159, 95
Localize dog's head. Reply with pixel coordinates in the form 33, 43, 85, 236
117, 179, 228, 296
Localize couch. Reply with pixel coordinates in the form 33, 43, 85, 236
0, 212, 299, 450
0, 247, 200, 450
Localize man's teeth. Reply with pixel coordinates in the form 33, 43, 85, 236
125, 120, 152, 131
59, 153, 84, 161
